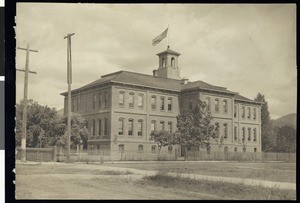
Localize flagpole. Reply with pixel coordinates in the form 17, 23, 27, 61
168, 24, 170, 47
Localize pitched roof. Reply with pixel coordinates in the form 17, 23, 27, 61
61, 70, 260, 104
157, 49, 181, 56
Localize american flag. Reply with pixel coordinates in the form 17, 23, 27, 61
152, 28, 168, 46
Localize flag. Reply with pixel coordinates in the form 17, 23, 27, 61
152, 28, 168, 46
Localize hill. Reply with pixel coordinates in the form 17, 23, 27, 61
273, 113, 296, 129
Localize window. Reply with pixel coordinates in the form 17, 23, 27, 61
129, 93, 134, 108
98, 119, 102, 136
160, 121, 165, 131
168, 122, 172, 133
247, 107, 251, 119
206, 97, 211, 112
99, 93, 102, 108
234, 105, 237, 118
160, 97, 165, 111
234, 126, 238, 141
215, 99, 219, 112
168, 146, 173, 154
151, 120, 156, 132
104, 118, 108, 135
247, 128, 251, 141
138, 144, 143, 153
242, 106, 245, 118
128, 119, 133, 136
104, 92, 108, 107
162, 58, 166, 67
171, 57, 175, 68
254, 148, 257, 152
223, 100, 228, 114
223, 123, 228, 139
168, 98, 172, 111
151, 96, 156, 110
91, 119, 96, 136
93, 94, 96, 108
119, 91, 125, 106
118, 118, 124, 135
253, 128, 257, 142
118, 144, 124, 153
206, 147, 211, 155
215, 123, 220, 138
242, 127, 246, 142
138, 119, 143, 136
234, 147, 238, 152
138, 94, 144, 108
253, 108, 256, 120
151, 145, 156, 154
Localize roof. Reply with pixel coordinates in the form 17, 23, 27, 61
60, 70, 260, 104
157, 49, 181, 56
234, 94, 262, 104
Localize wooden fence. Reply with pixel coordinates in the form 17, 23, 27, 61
16, 147, 57, 162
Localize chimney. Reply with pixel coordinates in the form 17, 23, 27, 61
180, 78, 189, 85
153, 69, 158, 77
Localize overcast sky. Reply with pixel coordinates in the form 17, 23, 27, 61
16, 3, 296, 119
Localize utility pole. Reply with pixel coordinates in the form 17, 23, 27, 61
64, 33, 75, 163
16, 44, 38, 162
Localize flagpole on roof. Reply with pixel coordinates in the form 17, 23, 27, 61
168, 24, 170, 48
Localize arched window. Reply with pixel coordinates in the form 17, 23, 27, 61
104, 92, 108, 107
92, 119, 96, 136
253, 128, 257, 142
104, 118, 108, 135
151, 145, 156, 154
160, 121, 165, 131
171, 57, 175, 68
234, 126, 238, 141
248, 128, 251, 141
168, 122, 172, 133
151, 95, 156, 110
162, 58, 166, 67
223, 100, 228, 114
138, 144, 144, 153
93, 93, 96, 108
253, 108, 257, 120
168, 98, 172, 111
206, 97, 211, 112
223, 123, 228, 138
242, 127, 246, 142
242, 106, 245, 118
128, 119, 133, 136
138, 119, 143, 136
119, 91, 125, 106
129, 92, 134, 108
215, 123, 220, 138
118, 144, 124, 153
215, 98, 219, 112
118, 118, 124, 135
160, 97, 165, 111
138, 93, 144, 108
98, 119, 102, 136
247, 107, 251, 119
234, 105, 238, 117
151, 120, 156, 132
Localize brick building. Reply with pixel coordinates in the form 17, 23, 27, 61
61, 46, 262, 159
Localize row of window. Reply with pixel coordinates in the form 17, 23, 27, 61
119, 91, 173, 111
206, 98, 228, 114
161, 57, 176, 68
214, 123, 258, 143
118, 144, 173, 153
89, 118, 108, 136
235, 105, 257, 120
207, 146, 258, 154
118, 118, 174, 136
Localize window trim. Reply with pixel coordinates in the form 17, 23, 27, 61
167, 97, 172, 111
151, 95, 156, 110
128, 118, 134, 136
215, 98, 219, 113
119, 91, 125, 107
160, 96, 165, 111
118, 118, 124, 135
129, 92, 134, 108
138, 93, 144, 108
137, 119, 143, 136
223, 99, 228, 114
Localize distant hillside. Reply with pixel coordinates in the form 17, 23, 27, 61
273, 113, 296, 129
57, 108, 64, 118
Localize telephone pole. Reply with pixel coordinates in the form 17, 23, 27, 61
64, 33, 75, 163
16, 44, 38, 162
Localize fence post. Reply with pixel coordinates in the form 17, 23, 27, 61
53, 146, 57, 162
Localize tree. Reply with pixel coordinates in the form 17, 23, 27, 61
254, 93, 276, 152
274, 126, 296, 153
57, 113, 89, 149
149, 130, 174, 159
174, 100, 217, 152
16, 99, 65, 147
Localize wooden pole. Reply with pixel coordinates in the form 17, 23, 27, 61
64, 33, 75, 163
17, 43, 38, 162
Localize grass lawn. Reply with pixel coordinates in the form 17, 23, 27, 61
102, 161, 296, 183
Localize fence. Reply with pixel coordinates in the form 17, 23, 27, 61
16, 147, 296, 163
186, 150, 296, 162
16, 147, 57, 162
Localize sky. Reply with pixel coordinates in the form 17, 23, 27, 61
16, 3, 296, 119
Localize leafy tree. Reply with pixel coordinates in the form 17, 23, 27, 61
274, 126, 296, 153
254, 93, 276, 152
174, 100, 217, 152
149, 130, 174, 159
16, 99, 65, 147
57, 113, 89, 149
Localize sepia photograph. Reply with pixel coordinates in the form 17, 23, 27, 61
15, 3, 296, 200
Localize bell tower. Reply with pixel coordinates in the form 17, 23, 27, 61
153, 46, 181, 80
